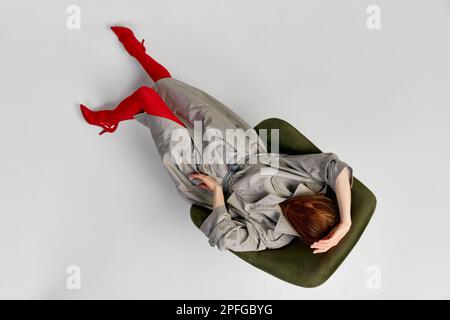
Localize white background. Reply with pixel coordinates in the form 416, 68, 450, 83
0, 0, 449, 299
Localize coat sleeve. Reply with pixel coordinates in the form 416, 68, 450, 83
199, 205, 267, 252
281, 152, 353, 192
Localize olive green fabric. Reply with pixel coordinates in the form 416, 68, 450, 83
190, 118, 377, 287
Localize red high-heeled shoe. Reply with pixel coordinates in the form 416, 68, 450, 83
80, 104, 119, 135
110, 26, 146, 54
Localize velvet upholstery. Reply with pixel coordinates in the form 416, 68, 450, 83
190, 118, 376, 287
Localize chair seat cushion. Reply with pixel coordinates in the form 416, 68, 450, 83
190, 118, 376, 287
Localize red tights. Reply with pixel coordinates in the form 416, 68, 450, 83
108, 86, 184, 127
80, 27, 185, 135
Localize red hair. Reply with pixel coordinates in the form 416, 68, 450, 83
279, 194, 339, 245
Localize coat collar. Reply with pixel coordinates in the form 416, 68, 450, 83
274, 207, 300, 237
227, 191, 300, 237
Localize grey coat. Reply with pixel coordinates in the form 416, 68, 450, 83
134, 78, 353, 252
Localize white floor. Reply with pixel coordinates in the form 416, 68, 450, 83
0, 0, 449, 299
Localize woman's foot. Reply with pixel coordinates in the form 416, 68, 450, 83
110, 26, 172, 82
110, 26, 146, 54
80, 104, 119, 135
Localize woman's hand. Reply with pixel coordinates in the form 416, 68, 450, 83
311, 167, 353, 254
189, 173, 220, 192
190, 173, 225, 208
310, 221, 351, 254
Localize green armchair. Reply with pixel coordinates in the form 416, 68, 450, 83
190, 118, 377, 287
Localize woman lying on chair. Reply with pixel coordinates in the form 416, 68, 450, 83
80, 26, 353, 254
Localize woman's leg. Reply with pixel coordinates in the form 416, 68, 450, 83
110, 26, 171, 82
80, 86, 185, 135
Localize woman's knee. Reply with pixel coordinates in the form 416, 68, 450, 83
135, 85, 155, 97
